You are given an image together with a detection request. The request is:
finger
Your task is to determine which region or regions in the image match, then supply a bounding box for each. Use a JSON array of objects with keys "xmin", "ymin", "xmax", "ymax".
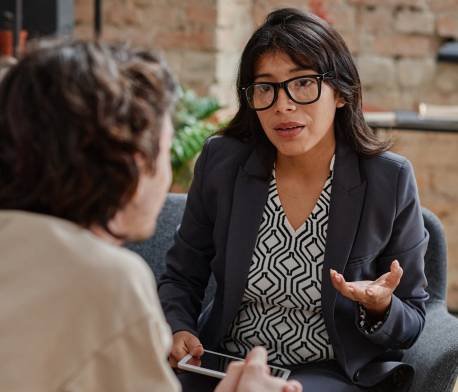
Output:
[
  {"xmin": 245, "ymin": 346, "xmax": 268, "ymax": 369},
  {"xmin": 185, "ymin": 335, "xmax": 204, "ymax": 357},
  {"xmin": 330, "ymin": 269, "xmax": 346, "ymax": 292},
  {"xmin": 375, "ymin": 261, "xmax": 401, "ymax": 289},
  {"xmin": 373, "ymin": 270, "xmax": 391, "ymax": 286},
  {"xmin": 385, "ymin": 260, "xmax": 403, "ymax": 289},
  {"xmin": 186, "ymin": 356, "xmax": 202, "ymax": 366},
  {"xmin": 244, "ymin": 347, "xmax": 270, "ymax": 375},
  {"xmin": 170, "ymin": 344, "xmax": 188, "ymax": 364},
  {"xmin": 214, "ymin": 361, "xmax": 244, "ymax": 392},
  {"xmin": 189, "ymin": 344, "xmax": 204, "ymax": 357},
  {"xmin": 283, "ymin": 380, "xmax": 303, "ymax": 392},
  {"xmin": 331, "ymin": 270, "xmax": 358, "ymax": 301},
  {"xmin": 168, "ymin": 355, "xmax": 178, "ymax": 368},
  {"xmin": 245, "ymin": 346, "xmax": 268, "ymax": 363}
]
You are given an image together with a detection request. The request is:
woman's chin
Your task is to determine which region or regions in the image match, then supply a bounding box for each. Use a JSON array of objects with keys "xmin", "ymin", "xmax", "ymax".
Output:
[{"xmin": 275, "ymin": 143, "xmax": 312, "ymax": 157}]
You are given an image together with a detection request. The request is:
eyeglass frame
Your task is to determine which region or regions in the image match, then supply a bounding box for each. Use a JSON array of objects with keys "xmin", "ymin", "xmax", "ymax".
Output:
[{"xmin": 242, "ymin": 71, "xmax": 336, "ymax": 111}]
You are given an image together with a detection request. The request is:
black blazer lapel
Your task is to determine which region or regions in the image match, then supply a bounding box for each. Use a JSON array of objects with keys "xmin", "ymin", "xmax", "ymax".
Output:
[
  {"xmin": 221, "ymin": 145, "xmax": 274, "ymax": 334},
  {"xmin": 321, "ymin": 141, "xmax": 367, "ymax": 362}
]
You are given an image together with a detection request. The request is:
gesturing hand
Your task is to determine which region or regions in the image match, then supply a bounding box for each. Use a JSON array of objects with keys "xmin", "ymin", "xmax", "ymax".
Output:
[{"xmin": 330, "ymin": 259, "xmax": 403, "ymax": 318}]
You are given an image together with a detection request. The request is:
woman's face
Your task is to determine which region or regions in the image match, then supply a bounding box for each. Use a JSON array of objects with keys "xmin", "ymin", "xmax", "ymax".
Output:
[{"xmin": 253, "ymin": 51, "xmax": 343, "ymax": 157}]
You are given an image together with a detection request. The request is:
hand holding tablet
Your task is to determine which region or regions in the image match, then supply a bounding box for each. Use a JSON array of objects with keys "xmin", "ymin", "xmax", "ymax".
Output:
[
  {"xmin": 169, "ymin": 330, "xmax": 204, "ymax": 368},
  {"xmin": 171, "ymin": 331, "xmax": 301, "ymax": 392},
  {"xmin": 178, "ymin": 349, "xmax": 291, "ymax": 380}
]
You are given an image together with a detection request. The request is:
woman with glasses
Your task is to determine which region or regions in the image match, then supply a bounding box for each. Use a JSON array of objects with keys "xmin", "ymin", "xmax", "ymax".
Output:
[{"xmin": 159, "ymin": 8, "xmax": 428, "ymax": 392}]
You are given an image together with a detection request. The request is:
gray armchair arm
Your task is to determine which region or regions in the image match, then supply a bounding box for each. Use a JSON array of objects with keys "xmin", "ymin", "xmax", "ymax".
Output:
[{"xmin": 403, "ymin": 301, "xmax": 458, "ymax": 392}]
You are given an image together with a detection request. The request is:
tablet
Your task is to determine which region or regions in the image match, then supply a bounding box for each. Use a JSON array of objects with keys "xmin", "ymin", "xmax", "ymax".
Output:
[{"xmin": 177, "ymin": 349, "xmax": 291, "ymax": 380}]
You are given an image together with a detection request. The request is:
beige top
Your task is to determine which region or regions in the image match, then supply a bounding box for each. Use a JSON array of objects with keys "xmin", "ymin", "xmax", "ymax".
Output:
[{"xmin": 0, "ymin": 211, "xmax": 180, "ymax": 392}]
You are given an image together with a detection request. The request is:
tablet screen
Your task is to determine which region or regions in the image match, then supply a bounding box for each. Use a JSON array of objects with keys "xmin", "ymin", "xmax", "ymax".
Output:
[{"xmin": 183, "ymin": 350, "xmax": 290, "ymax": 379}]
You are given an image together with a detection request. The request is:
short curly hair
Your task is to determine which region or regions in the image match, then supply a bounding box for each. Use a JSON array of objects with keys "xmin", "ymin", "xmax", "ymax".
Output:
[{"xmin": 0, "ymin": 40, "xmax": 177, "ymax": 230}]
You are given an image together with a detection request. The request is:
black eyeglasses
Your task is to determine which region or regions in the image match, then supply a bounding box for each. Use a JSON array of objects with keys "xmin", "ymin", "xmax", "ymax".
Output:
[{"xmin": 243, "ymin": 71, "xmax": 336, "ymax": 111}]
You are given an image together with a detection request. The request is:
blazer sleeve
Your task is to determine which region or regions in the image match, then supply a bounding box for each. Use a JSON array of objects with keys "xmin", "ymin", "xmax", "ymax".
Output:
[
  {"xmin": 357, "ymin": 159, "xmax": 429, "ymax": 349},
  {"xmin": 158, "ymin": 140, "xmax": 215, "ymax": 336}
]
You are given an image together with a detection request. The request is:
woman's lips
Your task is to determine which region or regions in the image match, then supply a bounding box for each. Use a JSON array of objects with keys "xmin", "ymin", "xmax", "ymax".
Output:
[{"xmin": 273, "ymin": 122, "xmax": 305, "ymax": 138}]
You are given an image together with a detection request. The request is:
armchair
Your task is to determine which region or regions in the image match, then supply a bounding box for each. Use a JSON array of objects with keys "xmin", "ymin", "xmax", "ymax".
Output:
[{"xmin": 127, "ymin": 193, "xmax": 458, "ymax": 392}]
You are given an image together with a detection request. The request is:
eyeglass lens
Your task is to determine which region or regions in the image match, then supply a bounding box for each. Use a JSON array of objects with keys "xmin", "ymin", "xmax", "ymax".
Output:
[{"xmin": 246, "ymin": 77, "xmax": 320, "ymax": 110}]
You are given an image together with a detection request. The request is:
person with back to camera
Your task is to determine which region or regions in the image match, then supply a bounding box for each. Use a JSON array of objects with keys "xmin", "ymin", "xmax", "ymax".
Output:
[
  {"xmin": 0, "ymin": 40, "xmax": 302, "ymax": 392},
  {"xmin": 159, "ymin": 8, "xmax": 429, "ymax": 392}
]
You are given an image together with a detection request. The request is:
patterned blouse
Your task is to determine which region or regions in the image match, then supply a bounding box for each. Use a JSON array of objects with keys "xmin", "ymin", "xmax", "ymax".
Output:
[{"xmin": 221, "ymin": 157, "xmax": 335, "ymax": 366}]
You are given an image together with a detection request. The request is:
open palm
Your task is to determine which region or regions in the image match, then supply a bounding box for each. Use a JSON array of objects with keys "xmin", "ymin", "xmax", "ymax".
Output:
[{"xmin": 330, "ymin": 260, "xmax": 403, "ymax": 317}]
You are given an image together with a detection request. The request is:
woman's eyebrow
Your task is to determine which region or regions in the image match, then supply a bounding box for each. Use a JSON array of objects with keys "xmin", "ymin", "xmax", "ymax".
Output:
[
  {"xmin": 254, "ymin": 68, "xmax": 314, "ymax": 80},
  {"xmin": 254, "ymin": 72, "xmax": 273, "ymax": 79},
  {"xmin": 290, "ymin": 66, "xmax": 314, "ymax": 73}
]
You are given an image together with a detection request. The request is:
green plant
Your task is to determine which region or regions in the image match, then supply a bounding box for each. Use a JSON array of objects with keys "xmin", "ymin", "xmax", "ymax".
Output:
[{"xmin": 171, "ymin": 87, "xmax": 222, "ymax": 190}]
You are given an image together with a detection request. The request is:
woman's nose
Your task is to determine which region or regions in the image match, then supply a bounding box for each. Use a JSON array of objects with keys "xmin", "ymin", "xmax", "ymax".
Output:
[{"xmin": 274, "ymin": 87, "xmax": 296, "ymax": 112}]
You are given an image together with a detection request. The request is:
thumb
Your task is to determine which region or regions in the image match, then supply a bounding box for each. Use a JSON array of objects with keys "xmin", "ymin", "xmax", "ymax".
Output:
[
  {"xmin": 214, "ymin": 361, "xmax": 244, "ymax": 392},
  {"xmin": 185, "ymin": 334, "xmax": 204, "ymax": 357},
  {"xmin": 386, "ymin": 259, "xmax": 403, "ymax": 289},
  {"xmin": 245, "ymin": 346, "xmax": 268, "ymax": 365}
]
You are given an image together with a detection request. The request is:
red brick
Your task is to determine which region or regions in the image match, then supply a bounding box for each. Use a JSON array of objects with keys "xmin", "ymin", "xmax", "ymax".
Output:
[
  {"xmin": 358, "ymin": 56, "xmax": 397, "ymax": 87},
  {"xmin": 395, "ymin": 9, "xmax": 435, "ymax": 34},
  {"xmin": 373, "ymin": 34, "xmax": 438, "ymax": 57},
  {"xmin": 104, "ymin": 5, "xmax": 125, "ymax": 27},
  {"xmin": 362, "ymin": 87, "xmax": 402, "ymax": 111},
  {"xmin": 337, "ymin": 31, "xmax": 361, "ymax": 54},
  {"xmin": 328, "ymin": 4, "xmax": 356, "ymax": 32},
  {"xmin": 347, "ymin": 0, "xmax": 380, "ymax": 5},
  {"xmin": 186, "ymin": 4, "xmax": 217, "ymax": 25},
  {"xmin": 349, "ymin": 0, "xmax": 427, "ymax": 5},
  {"xmin": 154, "ymin": 30, "xmax": 215, "ymax": 51},
  {"xmin": 426, "ymin": 0, "xmax": 458, "ymax": 13},
  {"xmin": 74, "ymin": 0, "xmax": 93, "ymax": 24},
  {"xmin": 397, "ymin": 58, "xmax": 435, "ymax": 87},
  {"xmin": 252, "ymin": 0, "xmax": 308, "ymax": 26},
  {"xmin": 437, "ymin": 13, "xmax": 458, "ymax": 38},
  {"xmin": 74, "ymin": 24, "xmax": 93, "ymax": 40},
  {"xmin": 358, "ymin": 6, "xmax": 394, "ymax": 34}
]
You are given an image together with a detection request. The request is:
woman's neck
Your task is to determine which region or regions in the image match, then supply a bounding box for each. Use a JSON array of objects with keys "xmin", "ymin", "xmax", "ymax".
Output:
[{"xmin": 276, "ymin": 132, "xmax": 336, "ymax": 180}]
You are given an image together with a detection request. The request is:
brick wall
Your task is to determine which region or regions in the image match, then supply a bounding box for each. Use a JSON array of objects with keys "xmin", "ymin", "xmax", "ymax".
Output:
[
  {"xmin": 384, "ymin": 130, "xmax": 458, "ymax": 309},
  {"xmin": 74, "ymin": 0, "xmax": 458, "ymax": 310},
  {"xmin": 76, "ymin": 0, "xmax": 218, "ymax": 95}
]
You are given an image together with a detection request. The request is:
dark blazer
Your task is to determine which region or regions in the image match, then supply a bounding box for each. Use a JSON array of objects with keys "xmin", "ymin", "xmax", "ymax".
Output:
[{"xmin": 158, "ymin": 135, "xmax": 429, "ymax": 388}]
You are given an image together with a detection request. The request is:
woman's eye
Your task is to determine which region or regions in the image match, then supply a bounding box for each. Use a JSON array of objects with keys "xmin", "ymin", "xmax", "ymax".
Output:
[
  {"xmin": 296, "ymin": 78, "xmax": 313, "ymax": 87},
  {"xmin": 257, "ymin": 85, "xmax": 272, "ymax": 93}
]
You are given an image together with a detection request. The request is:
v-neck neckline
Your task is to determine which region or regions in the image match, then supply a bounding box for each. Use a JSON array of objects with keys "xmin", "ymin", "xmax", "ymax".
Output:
[{"xmin": 272, "ymin": 155, "xmax": 334, "ymax": 236}]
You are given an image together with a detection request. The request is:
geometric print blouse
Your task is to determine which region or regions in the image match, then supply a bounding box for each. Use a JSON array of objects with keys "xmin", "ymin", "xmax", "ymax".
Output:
[{"xmin": 221, "ymin": 156, "xmax": 335, "ymax": 366}]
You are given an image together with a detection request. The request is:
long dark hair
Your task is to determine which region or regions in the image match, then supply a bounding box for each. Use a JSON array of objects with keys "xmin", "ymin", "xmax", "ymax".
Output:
[
  {"xmin": 0, "ymin": 41, "xmax": 177, "ymax": 230},
  {"xmin": 221, "ymin": 8, "xmax": 390, "ymax": 156}
]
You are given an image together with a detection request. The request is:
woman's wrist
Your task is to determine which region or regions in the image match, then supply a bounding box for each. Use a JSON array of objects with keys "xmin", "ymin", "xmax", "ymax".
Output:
[{"xmin": 362, "ymin": 296, "xmax": 392, "ymax": 321}]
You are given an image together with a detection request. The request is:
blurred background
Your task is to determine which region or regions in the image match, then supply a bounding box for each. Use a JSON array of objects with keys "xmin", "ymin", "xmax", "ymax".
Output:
[{"xmin": 1, "ymin": 0, "xmax": 457, "ymax": 312}]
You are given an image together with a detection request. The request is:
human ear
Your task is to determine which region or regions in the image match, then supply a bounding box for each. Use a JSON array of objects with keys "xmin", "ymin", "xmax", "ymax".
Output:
[{"xmin": 336, "ymin": 95, "xmax": 346, "ymax": 108}]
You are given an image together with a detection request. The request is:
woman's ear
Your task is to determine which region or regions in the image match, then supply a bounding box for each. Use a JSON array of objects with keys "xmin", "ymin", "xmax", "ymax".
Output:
[{"xmin": 336, "ymin": 96, "xmax": 346, "ymax": 108}]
